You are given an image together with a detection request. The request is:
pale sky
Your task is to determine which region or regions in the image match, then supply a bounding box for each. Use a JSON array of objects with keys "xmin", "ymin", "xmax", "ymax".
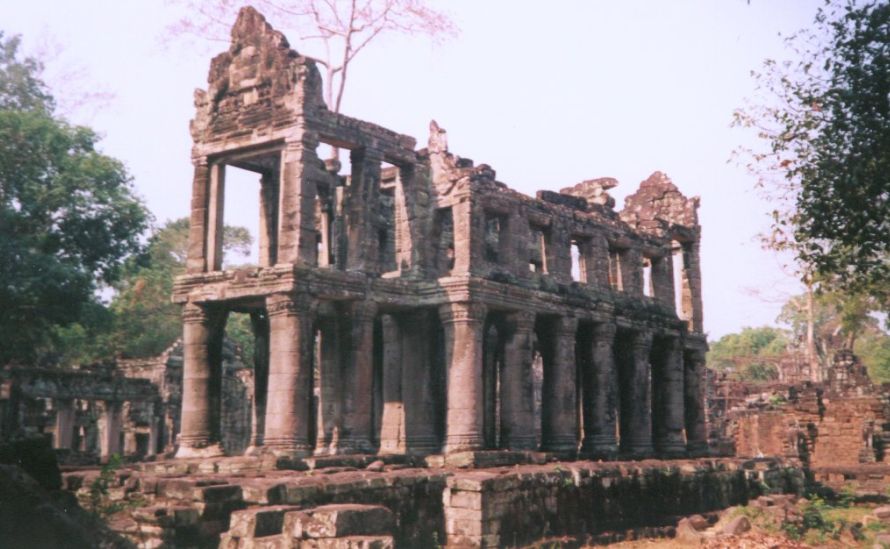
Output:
[{"xmin": 1, "ymin": 0, "xmax": 822, "ymax": 340}]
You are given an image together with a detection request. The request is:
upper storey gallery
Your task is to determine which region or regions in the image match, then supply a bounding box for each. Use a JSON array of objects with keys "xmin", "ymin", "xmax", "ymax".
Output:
[{"xmin": 182, "ymin": 7, "xmax": 704, "ymax": 333}]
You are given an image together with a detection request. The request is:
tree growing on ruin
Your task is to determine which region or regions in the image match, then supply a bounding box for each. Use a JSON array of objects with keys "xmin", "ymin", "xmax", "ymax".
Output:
[
  {"xmin": 167, "ymin": 0, "xmax": 457, "ymax": 114},
  {"xmin": 0, "ymin": 33, "xmax": 149, "ymax": 366},
  {"xmin": 733, "ymin": 1, "xmax": 889, "ymax": 309},
  {"xmin": 107, "ymin": 218, "xmax": 253, "ymax": 359}
]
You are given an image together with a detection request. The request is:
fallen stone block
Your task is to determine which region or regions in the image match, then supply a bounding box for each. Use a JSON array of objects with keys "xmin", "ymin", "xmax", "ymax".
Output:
[
  {"xmin": 286, "ymin": 505, "xmax": 394, "ymax": 539},
  {"xmin": 721, "ymin": 515, "xmax": 751, "ymax": 535},
  {"xmin": 229, "ymin": 505, "xmax": 302, "ymax": 538}
]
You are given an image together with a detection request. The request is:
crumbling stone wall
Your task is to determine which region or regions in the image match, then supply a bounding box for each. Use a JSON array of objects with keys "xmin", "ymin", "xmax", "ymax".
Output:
[
  {"xmin": 172, "ymin": 6, "xmax": 710, "ymax": 461},
  {"xmin": 710, "ymin": 352, "xmax": 890, "ymax": 468}
]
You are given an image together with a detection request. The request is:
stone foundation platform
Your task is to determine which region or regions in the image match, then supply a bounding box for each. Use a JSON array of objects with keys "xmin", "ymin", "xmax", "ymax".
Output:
[{"xmin": 62, "ymin": 456, "xmax": 804, "ymax": 548}]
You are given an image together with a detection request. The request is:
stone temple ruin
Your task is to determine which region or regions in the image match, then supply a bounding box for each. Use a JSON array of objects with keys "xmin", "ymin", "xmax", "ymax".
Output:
[
  {"xmin": 5, "ymin": 9, "xmax": 827, "ymax": 549},
  {"xmin": 172, "ymin": 6, "xmax": 709, "ymax": 462}
]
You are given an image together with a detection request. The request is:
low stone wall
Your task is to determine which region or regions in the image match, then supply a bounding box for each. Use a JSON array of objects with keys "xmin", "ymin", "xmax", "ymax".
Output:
[
  {"xmin": 62, "ymin": 456, "xmax": 803, "ymax": 548},
  {"xmin": 442, "ymin": 458, "xmax": 804, "ymax": 547}
]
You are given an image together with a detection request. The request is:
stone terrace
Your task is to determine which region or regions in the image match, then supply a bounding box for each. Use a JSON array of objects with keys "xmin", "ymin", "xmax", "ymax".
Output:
[{"xmin": 63, "ymin": 455, "xmax": 803, "ymax": 548}]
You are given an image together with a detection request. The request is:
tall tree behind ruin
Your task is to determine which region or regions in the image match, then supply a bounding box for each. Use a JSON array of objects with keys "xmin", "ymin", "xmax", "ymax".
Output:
[
  {"xmin": 0, "ymin": 33, "xmax": 149, "ymax": 366},
  {"xmin": 166, "ymin": 0, "xmax": 457, "ymax": 114},
  {"xmin": 732, "ymin": 1, "xmax": 890, "ymax": 379}
]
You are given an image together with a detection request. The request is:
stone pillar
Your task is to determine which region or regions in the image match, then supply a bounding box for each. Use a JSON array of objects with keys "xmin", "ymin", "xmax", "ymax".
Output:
[
  {"xmin": 54, "ymin": 399, "xmax": 75, "ymax": 450},
  {"xmin": 378, "ymin": 315, "xmax": 405, "ymax": 454},
  {"xmin": 620, "ymin": 248, "xmax": 643, "ymax": 297},
  {"xmin": 147, "ymin": 402, "xmax": 159, "ymax": 457},
  {"xmin": 264, "ymin": 294, "xmax": 314, "ymax": 456},
  {"xmin": 402, "ymin": 310, "xmax": 440, "ymax": 454},
  {"xmin": 278, "ymin": 136, "xmax": 321, "ymax": 265},
  {"xmin": 450, "ymin": 193, "xmax": 474, "ymax": 275},
  {"xmin": 345, "ymin": 148, "xmax": 382, "ymax": 272},
  {"xmin": 501, "ymin": 312, "xmax": 537, "ymax": 450},
  {"xmin": 177, "ymin": 303, "xmax": 224, "ymax": 458},
  {"xmin": 247, "ymin": 311, "xmax": 270, "ymax": 453},
  {"xmin": 342, "ymin": 301, "xmax": 377, "ymax": 453},
  {"xmin": 684, "ymin": 348, "xmax": 708, "ymax": 454},
  {"xmin": 440, "ymin": 302, "xmax": 486, "ymax": 453},
  {"xmin": 315, "ymin": 315, "xmax": 343, "ymax": 455},
  {"xmin": 623, "ymin": 330, "xmax": 654, "ymax": 456},
  {"xmin": 258, "ymin": 169, "xmax": 279, "ymax": 267},
  {"xmin": 581, "ymin": 323, "xmax": 618, "ymax": 457},
  {"xmin": 98, "ymin": 401, "xmax": 122, "ymax": 462},
  {"xmin": 186, "ymin": 159, "xmax": 210, "ymax": 273},
  {"xmin": 654, "ymin": 337, "xmax": 686, "ymax": 456},
  {"xmin": 543, "ymin": 316, "xmax": 578, "ymax": 454}
]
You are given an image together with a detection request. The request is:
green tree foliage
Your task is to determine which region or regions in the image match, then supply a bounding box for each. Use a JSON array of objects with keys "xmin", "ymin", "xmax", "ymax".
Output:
[
  {"xmin": 779, "ymin": 289, "xmax": 890, "ymax": 382},
  {"xmin": 107, "ymin": 218, "xmax": 253, "ymax": 359},
  {"xmin": 708, "ymin": 326, "xmax": 789, "ymax": 381},
  {"xmin": 734, "ymin": 1, "xmax": 889, "ymax": 309},
  {"xmin": 0, "ymin": 33, "xmax": 149, "ymax": 365}
]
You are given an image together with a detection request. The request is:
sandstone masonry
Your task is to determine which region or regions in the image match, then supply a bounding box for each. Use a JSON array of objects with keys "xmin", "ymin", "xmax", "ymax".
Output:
[{"xmin": 171, "ymin": 7, "xmax": 709, "ymax": 461}]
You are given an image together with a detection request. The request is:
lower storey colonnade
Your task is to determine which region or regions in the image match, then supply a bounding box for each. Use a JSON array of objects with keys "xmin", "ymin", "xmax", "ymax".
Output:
[{"xmin": 175, "ymin": 295, "xmax": 707, "ymax": 459}]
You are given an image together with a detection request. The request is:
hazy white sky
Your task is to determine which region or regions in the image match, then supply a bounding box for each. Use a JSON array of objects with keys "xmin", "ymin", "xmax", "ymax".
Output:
[{"xmin": 1, "ymin": 0, "xmax": 822, "ymax": 339}]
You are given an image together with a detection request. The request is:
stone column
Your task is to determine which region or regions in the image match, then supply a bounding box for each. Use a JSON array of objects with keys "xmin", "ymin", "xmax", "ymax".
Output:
[
  {"xmin": 278, "ymin": 135, "xmax": 321, "ymax": 265},
  {"xmin": 655, "ymin": 337, "xmax": 686, "ymax": 456},
  {"xmin": 342, "ymin": 301, "xmax": 377, "ymax": 453},
  {"xmin": 378, "ymin": 314, "xmax": 405, "ymax": 454},
  {"xmin": 186, "ymin": 159, "xmax": 210, "ymax": 273},
  {"xmin": 345, "ymin": 148, "xmax": 382, "ymax": 272},
  {"xmin": 147, "ymin": 402, "xmax": 159, "ymax": 458},
  {"xmin": 402, "ymin": 310, "xmax": 440, "ymax": 454},
  {"xmin": 54, "ymin": 399, "xmax": 75, "ymax": 449},
  {"xmin": 684, "ymin": 348, "xmax": 708, "ymax": 454},
  {"xmin": 623, "ymin": 330, "xmax": 654, "ymax": 456},
  {"xmin": 264, "ymin": 294, "xmax": 314, "ymax": 456},
  {"xmin": 98, "ymin": 401, "xmax": 122, "ymax": 462},
  {"xmin": 581, "ymin": 323, "xmax": 618, "ymax": 457},
  {"xmin": 440, "ymin": 302, "xmax": 486, "ymax": 453},
  {"xmin": 177, "ymin": 302, "xmax": 224, "ymax": 458},
  {"xmin": 247, "ymin": 311, "xmax": 270, "ymax": 453},
  {"xmin": 501, "ymin": 312, "xmax": 537, "ymax": 450},
  {"xmin": 315, "ymin": 315, "xmax": 343, "ymax": 455},
  {"xmin": 543, "ymin": 316, "xmax": 578, "ymax": 454}
]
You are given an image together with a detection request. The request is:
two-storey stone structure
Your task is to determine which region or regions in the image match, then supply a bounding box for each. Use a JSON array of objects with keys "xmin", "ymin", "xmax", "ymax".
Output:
[{"xmin": 172, "ymin": 7, "xmax": 708, "ymax": 460}]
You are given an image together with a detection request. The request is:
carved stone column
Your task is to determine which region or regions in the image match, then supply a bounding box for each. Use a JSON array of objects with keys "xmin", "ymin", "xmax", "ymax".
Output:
[
  {"xmin": 501, "ymin": 311, "xmax": 537, "ymax": 450},
  {"xmin": 54, "ymin": 399, "xmax": 75, "ymax": 450},
  {"xmin": 246, "ymin": 311, "xmax": 270, "ymax": 454},
  {"xmin": 378, "ymin": 314, "xmax": 405, "ymax": 454},
  {"xmin": 342, "ymin": 301, "xmax": 378, "ymax": 453},
  {"xmin": 98, "ymin": 401, "xmax": 122, "ymax": 462},
  {"xmin": 177, "ymin": 302, "xmax": 224, "ymax": 458},
  {"xmin": 346, "ymin": 148, "xmax": 382, "ymax": 272},
  {"xmin": 278, "ymin": 135, "xmax": 321, "ymax": 265},
  {"xmin": 440, "ymin": 302, "xmax": 486, "ymax": 453},
  {"xmin": 402, "ymin": 310, "xmax": 440, "ymax": 454},
  {"xmin": 543, "ymin": 316, "xmax": 579, "ymax": 454},
  {"xmin": 581, "ymin": 323, "xmax": 618, "ymax": 457},
  {"xmin": 655, "ymin": 336, "xmax": 686, "ymax": 456},
  {"xmin": 623, "ymin": 330, "xmax": 654, "ymax": 457},
  {"xmin": 685, "ymin": 348, "xmax": 708, "ymax": 454},
  {"xmin": 264, "ymin": 294, "xmax": 314, "ymax": 456}
]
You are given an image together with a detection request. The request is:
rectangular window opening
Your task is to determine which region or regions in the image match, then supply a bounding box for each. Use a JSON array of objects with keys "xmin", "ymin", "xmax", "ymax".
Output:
[
  {"xmin": 608, "ymin": 246, "xmax": 623, "ymax": 291},
  {"xmin": 529, "ymin": 225, "xmax": 547, "ymax": 273},
  {"xmin": 571, "ymin": 238, "xmax": 587, "ymax": 283},
  {"xmin": 642, "ymin": 257, "xmax": 654, "ymax": 297},
  {"xmin": 221, "ymin": 164, "xmax": 261, "ymax": 269}
]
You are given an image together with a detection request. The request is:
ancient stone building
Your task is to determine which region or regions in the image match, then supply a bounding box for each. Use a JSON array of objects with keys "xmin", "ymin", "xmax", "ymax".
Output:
[
  {"xmin": 0, "ymin": 364, "xmax": 159, "ymax": 462},
  {"xmin": 0, "ymin": 339, "xmax": 253, "ymax": 463},
  {"xmin": 710, "ymin": 351, "xmax": 890, "ymax": 468},
  {"xmin": 172, "ymin": 7, "xmax": 709, "ymax": 460}
]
